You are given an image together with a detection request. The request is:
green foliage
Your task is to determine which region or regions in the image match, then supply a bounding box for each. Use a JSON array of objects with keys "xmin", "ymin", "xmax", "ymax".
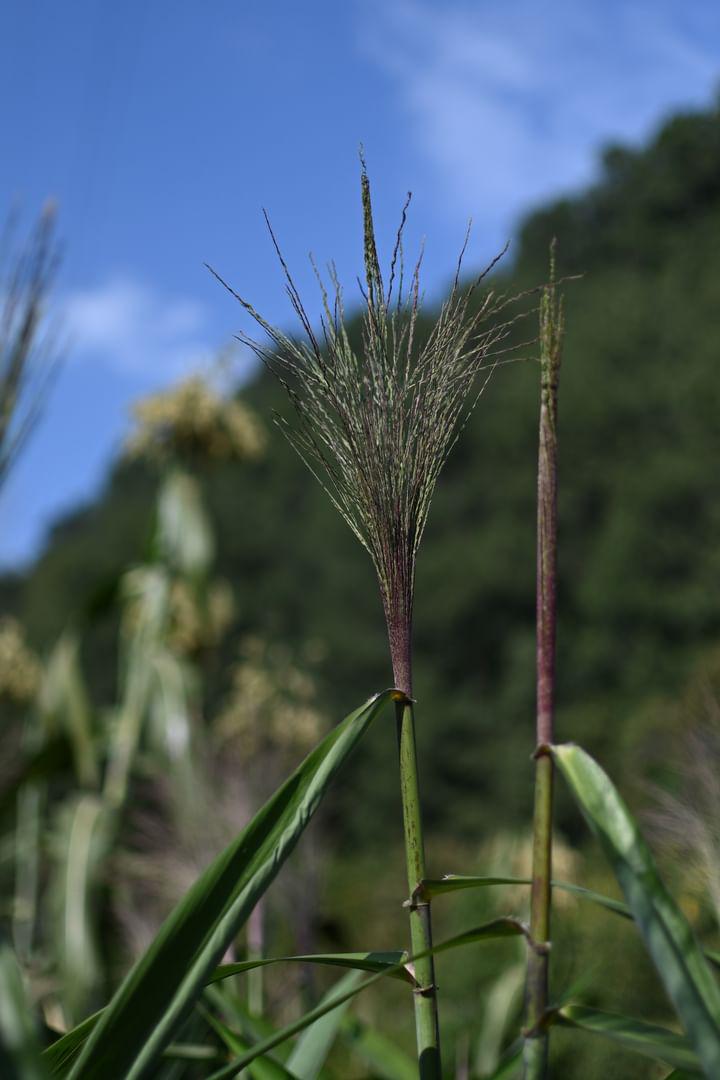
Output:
[
  {"xmin": 341, "ymin": 1017, "xmax": 417, "ymax": 1079},
  {"xmin": 0, "ymin": 940, "xmax": 45, "ymax": 1079},
  {"xmin": 203, "ymin": 919, "xmax": 528, "ymax": 1078},
  {"xmin": 211, "ymin": 952, "xmax": 412, "ymax": 986},
  {"xmin": 554, "ymin": 742, "xmax": 720, "ymax": 1076},
  {"xmin": 66, "ymin": 690, "xmax": 394, "ymax": 1079},
  {"xmin": 419, "ymin": 873, "xmax": 632, "ymax": 921},
  {"xmin": 555, "ymin": 1006, "xmax": 701, "ymax": 1074},
  {"xmin": 285, "ymin": 970, "xmax": 363, "ymax": 1079}
]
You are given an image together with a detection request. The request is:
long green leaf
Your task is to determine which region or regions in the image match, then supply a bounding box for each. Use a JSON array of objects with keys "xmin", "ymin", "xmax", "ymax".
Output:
[
  {"xmin": 423, "ymin": 876, "xmax": 720, "ymax": 973},
  {"xmin": 163, "ymin": 1042, "xmax": 224, "ymax": 1062},
  {"xmin": 202, "ymin": 1006, "xmax": 296, "ymax": 1079},
  {"xmin": 419, "ymin": 874, "xmax": 632, "ymax": 920},
  {"xmin": 43, "ymin": 1013, "xmax": 100, "ymax": 1077},
  {"xmin": 206, "ymin": 918, "xmax": 528, "ymax": 1078},
  {"xmin": 69, "ymin": 689, "xmax": 395, "ymax": 1080},
  {"xmin": 157, "ymin": 469, "xmax": 214, "ymax": 578},
  {"xmin": 51, "ymin": 923, "xmax": 523, "ymax": 1078},
  {"xmin": 474, "ymin": 960, "xmax": 525, "ymax": 1076},
  {"xmin": 555, "ymin": 1005, "xmax": 702, "ymax": 1073},
  {"xmin": 553, "ymin": 742, "xmax": 720, "ymax": 1077},
  {"xmin": 342, "ymin": 1017, "xmax": 416, "ymax": 1080},
  {"xmin": 286, "ymin": 970, "xmax": 362, "ymax": 1078},
  {"xmin": 0, "ymin": 736, "xmax": 71, "ymax": 818},
  {"xmin": 44, "ymin": 949, "xmax": 410, "ymax": 1075},
  {"xmin": 12, "ymin": 782, "xmax": 43, "ymax": 966},
  {"xmin": 103, "ymin": 565, "xmax": 171, "ymax": 810},
  {"xmin": 211, "ymin": 951, "xmax": 412, "ymax": 986},
  {"xmin": 0, "ymin": 940, "xmax": 47, "ymax": 1080},
  {"xmin": 203, "ymin": 986, "xmax": 293, "ymax": 1063},
  {"xmin": 52, "ymin": 795, "xmax": 110, "ymax": 1024},
  {"xmin": 479, "ymin": 1039, "xmax": 522, "ymax": 1080},
  {"xmin": 41, "ymin": 634, "xmax": 97, "ymax": 789}
]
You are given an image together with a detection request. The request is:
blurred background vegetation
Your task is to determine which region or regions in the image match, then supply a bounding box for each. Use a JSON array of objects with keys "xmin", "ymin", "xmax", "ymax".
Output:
[{"xmin": 2, "ymin": 100, "xmax": 720, "ymax": 1077}]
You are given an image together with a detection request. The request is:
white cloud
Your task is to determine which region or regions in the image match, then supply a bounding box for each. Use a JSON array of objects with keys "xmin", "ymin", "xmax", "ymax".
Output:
[
  {"xmin": 360, "ymin": 0, "xmax": 720, "ymax": 232},
  {"xmin": 62, "ymin": 277, "xmax": 217, "ymax": 380}
]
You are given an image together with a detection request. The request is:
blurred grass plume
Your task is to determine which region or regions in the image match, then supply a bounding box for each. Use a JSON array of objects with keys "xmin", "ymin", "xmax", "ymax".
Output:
[
  {"xmin": 0, "ymin": 616, "xmax": 40, "ymax": 703},
  {"xmin": 125, "ymin": 373, "xmax": 266, "ymax": 465}
]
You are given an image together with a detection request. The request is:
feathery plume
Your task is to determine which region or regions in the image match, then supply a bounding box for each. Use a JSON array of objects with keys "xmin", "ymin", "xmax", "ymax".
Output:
[{"xmin": 210, "ymin": 160, "xmax": 527, "ymax": 694}]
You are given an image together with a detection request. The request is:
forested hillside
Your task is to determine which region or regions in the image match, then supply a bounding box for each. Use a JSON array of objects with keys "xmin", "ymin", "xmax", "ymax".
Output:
[{"xmin": 7, "ymin": 99, "xmax": 720, "ymax": 850}]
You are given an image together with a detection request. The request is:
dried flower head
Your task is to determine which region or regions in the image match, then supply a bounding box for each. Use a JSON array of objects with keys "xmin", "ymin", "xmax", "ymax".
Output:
[
  {"xmin": 166, "ymin": 578, "xmax": 235, "ymax": 657},
  {"xmin": 125, "ymin": 374, "xmax": 265, "ymax": 465},
  {"xmin": 215, "ymin": 636, "xmax": 325, "ymax": 760},
  {"xmin": 211, "ymin": 160, "xmax": 527, "ymax": 693},
  {"xmin": 0, "ymin": 616, "xmax": 41, "ymax": 703}
]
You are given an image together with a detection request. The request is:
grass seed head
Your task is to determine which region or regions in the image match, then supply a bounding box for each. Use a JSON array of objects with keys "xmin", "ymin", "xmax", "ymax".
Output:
[
  {"xmin": 125, "ymin": 374, "xmax": 266, "ymax": 466},
  {"xmin": 212, "ymin": 161, "xmax": 527, "ymax": 693},
  {"xmin": 0, "ymin": 616, "xmax": 41, "ymax": 704}
]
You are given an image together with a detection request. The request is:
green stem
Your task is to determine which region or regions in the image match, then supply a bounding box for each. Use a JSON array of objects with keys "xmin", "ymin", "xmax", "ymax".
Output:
[
  {"xmin": 396, "ymin": 698, "xmax": 441, "ymax": 1079},
  {"xmin": 524, "ymin": 753, "xmax": 554, "ymax": 1076},
  {"xmin": 523, "ymin": 243, "xmax": 563, "ymax": 1078}
]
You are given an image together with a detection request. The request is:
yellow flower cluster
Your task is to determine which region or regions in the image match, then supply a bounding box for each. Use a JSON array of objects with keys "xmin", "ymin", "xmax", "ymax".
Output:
[
  {"xmin": 167, "ymin": 579, "xmax": 235, "ymax": 656},
  {"xmin": 0, "ymin": 617, "xmax": 41, "ymax": 704},
  {"xmin": 125, "ymin": 376, "xmax": 266, "ymax": 464},
  {"xmin": 215, "ymin": 636, "xmax": 325, "ymax": 759}
]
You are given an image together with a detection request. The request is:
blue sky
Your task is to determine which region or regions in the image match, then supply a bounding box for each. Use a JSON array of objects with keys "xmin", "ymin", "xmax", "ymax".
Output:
[{"xmin": 1, "ymin": 0, "xmax": 719, "ymax": 568}]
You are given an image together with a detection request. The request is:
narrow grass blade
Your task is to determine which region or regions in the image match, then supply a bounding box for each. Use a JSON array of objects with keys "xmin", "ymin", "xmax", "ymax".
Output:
[
  {"xmin": 68, "ymin": 689, "xmax": 395, "ymax": 1080},
  {"xmin": 43, "ymin": 1013, "xmax": 100, "ymax": 1077},
  {"xmin": 203, "ymin": 1008, "xmax": 296, "ymax": 1079},
  {"xmin": 41, "ymin": 634, "xmax": 98, "ymax": 789},
  {"xmin": 342, "ymin": 1017, "xmax": 416, "ymax": 1080},
  {"xmin": 420, "ymin": 875, "xmax": 631, "ymax": 920},
  {"xmin": 44, "ymin": 950, "xmax": 409, "ymax": 1075},
  {"xmin": 203, "ymin": 987, "xmax": 291, "ymax": 1061},
  {"xmin": 162, "ymin": 1042, "xmax": 224, "ymax": 1062},
  {"xmin": 423, "ymin": 876, "xmax": 720, "ymax": 974},
  {"xmin": 48, "ymin": 924, "xmax": 520, "ymax": 1075},
  {"xmin": 475, "ymin": 960, "xmax": 525, "ymax": 1077},
  {"xmin": 0, "ymin": 736, "xmax": 71, "ymax": 818},
  {"xmin": 553, "ymin": 742, "xmax": 720, "ymax": 1077},
  {"xmin": 480, "ymin": 1039, "xmax": 522, "ymax": 1080},
  {"xmin": 103, "ymin": 565, "xmax": 171, "ymax": 810},
  {"xmin": 52, "ymin": 795, "xmax": 110, "ymax": 1024},
  {"xmin": 156, "ymin": 469, "xmax": 213, "ymax": 577},
  {"xmin": 0, "ymin": 940, "xmax": 47, "ymax": 1080},
  {"xmin": 211, "ymin": 951, "xmax": 412, "ymax": 986},
  {"xmin": 206, "ymin": 919, "xmax": 527, "ymax": 1078},
  {"xmin": 286, "ymin": 970, "xmax": 362, "ymax": 1078},
  {"xmin": 12, "ymin": 782, "xmax": 43, "ymax": 964},
  {"xmin": 555, "ymin": 1005, "xmax": 702, "ymax": 1073}
]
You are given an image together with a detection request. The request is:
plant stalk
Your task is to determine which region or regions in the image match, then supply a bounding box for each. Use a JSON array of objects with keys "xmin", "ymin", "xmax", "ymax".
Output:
[
  {"xmin": 390, "ymin": 613, "xmax": 442, "ymax": 1079},
  {"xmin": 396, "ymin": 698, "xmax": 441, "ymax": 1078},
  {"xmin": 523, "ymin": 244, "xmax": 563, "ymax": 1078}
]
